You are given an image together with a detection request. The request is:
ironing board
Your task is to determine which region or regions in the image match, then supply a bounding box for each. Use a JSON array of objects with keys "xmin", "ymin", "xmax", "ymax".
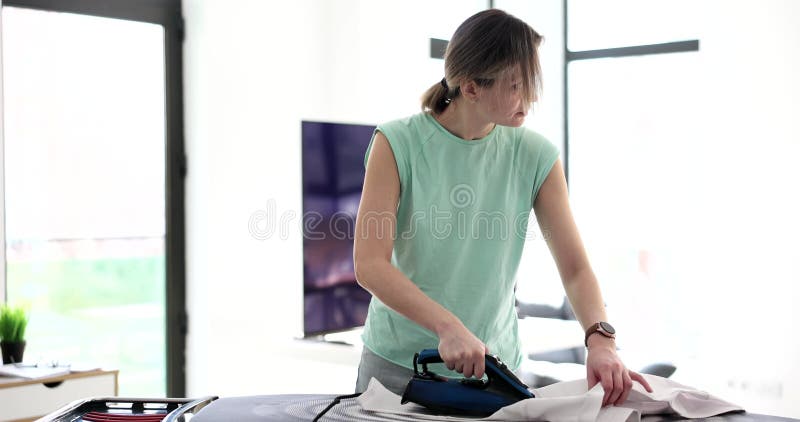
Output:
[{"xmin": 190, "ymin": 394, "xmax": 799, "ymax": 422}]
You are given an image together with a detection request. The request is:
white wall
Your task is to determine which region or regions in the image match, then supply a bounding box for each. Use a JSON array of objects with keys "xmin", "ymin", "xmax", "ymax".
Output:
[
  {"xmin": 183, "ymin": 0, "xmax": 566, "ymax": 397},
  {"xmin": 182, "ymin": 0, "xmax": 799, "ymax": 417}
]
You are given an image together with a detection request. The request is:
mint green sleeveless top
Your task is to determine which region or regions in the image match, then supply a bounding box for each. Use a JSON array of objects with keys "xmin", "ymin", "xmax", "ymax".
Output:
[{"xmin": 361, "ymin": 111, "xmax": 560, "ymax": 377}]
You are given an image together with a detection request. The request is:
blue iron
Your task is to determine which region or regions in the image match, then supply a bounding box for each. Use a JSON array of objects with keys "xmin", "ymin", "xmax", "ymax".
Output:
[{"xmin": 400, "ymin": 349, "xmax": 535, "ymax": 417}]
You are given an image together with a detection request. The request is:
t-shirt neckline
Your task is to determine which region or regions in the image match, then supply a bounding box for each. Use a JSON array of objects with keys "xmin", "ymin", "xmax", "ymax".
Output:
[{"xmin": 424, "ymin": 112, "xmax": 498, "ymax": 146}]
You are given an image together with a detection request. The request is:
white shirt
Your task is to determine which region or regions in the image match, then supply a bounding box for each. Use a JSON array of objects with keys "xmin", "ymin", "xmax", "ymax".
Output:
[{"xmin": 356, "ymin": 374, "xmax": 744, "ymax": 422}]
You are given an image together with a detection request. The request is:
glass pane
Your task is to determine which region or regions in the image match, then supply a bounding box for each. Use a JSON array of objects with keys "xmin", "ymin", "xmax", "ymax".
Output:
[
  {"xmin": 569, "ymin": 48, "xmax": 799, "ymax": 405},
  {"xmin": 568, "ymin": 52, "xmax": 800, "ymax": 418},
  {"xmin": 568, "ymin": 52, "xmax": 705, "ymax": 366},
  {"xmin": 2, "ymin": 7, "xmax": 166, "ymax": 396},
  {"xmin": 568, "ymin": 0, "xmax": 700, "ymax": 51}
]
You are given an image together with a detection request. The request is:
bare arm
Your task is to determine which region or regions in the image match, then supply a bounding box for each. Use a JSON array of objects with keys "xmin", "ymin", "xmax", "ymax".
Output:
[{"xmin": 353, "ymin": 131, "xmax": 488, "ymax": 378}]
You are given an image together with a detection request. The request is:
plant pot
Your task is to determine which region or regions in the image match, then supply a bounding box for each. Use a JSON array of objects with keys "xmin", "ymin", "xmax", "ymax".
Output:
[{"xmin": 1, "ymin": 340, "xmax": 26, "ymax": 364}]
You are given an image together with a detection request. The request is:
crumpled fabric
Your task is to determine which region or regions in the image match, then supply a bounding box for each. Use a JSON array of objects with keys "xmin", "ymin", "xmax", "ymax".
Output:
[{"xmin": 356, "ymin": 374, "xmax": 744, "ymax": 422}]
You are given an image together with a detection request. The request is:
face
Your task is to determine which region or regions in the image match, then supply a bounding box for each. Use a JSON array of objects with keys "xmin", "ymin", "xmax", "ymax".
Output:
[{"xmin": 475, "ymin": 66, "xmax": 533, "ymax": 127}]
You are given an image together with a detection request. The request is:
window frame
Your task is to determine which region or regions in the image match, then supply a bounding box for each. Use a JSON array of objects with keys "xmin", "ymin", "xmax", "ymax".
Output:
[{"xmin": 562, "ymin": 0, "xmax": 700, "ymax": 184}]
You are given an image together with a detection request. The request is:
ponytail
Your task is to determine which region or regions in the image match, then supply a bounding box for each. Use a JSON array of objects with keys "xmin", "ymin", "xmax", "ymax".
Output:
[
  {"xmin": 421, "ymin": 9, "xmax": 544, "ymax": 116},
  {"xmin": 421, "ymin": 78, "xmax": 460, "ymax": 114}
]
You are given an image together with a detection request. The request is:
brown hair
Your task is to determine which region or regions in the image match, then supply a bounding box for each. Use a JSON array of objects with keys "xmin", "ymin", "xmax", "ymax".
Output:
[{"xmin": 421, "ymin": 9, "xmax": 544, "ymax": 114}]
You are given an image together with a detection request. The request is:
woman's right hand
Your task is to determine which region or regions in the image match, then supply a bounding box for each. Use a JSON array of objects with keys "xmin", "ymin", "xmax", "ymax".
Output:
[{"xmin": 437, "ymin": 322, "xmax": 490, "ymax": 379}]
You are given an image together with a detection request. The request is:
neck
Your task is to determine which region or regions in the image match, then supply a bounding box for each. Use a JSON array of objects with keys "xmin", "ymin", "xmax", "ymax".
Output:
[{"xmin": 434, "ymin": 100, "xmax": 495, "ymax": 141}]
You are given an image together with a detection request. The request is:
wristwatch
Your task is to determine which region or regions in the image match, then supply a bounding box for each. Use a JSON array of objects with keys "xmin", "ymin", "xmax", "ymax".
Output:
[{"xmin": 584, "ymin": 321, "xmax": 616, "ymax": 347}]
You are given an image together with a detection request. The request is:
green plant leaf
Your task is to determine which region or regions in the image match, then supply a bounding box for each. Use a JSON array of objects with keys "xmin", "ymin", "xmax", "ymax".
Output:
[{"xmin": 0, "ymin": 304, "xmax": 29, "ymax": 342}]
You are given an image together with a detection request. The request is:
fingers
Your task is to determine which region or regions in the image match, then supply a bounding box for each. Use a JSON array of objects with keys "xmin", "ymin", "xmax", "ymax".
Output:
[
  {"xmin": 474, "ymin": 354, "xmax": 486, "ymax": 379},
  {"xmin": 599, "ymin": 368, "xmax": 644, "ymax": 407},
  {"xmin": 587, "ymin": 368, "xmax": 599, "ymax": 390},
  {"xmin": 442, "ymin": 349, "xmax": 487, "ymax": 379},
  {"xmin": 615, "ymin": 370, "xmax": 634, "ymax": 406},
  {"xmin": 630, "ymin": 371, "xmax": 653, "ymax": 393},
  {"xmin": 600, "ymin": 371, "xmax": 614, "ymax": 406},
  {"xmin": 586, "ymin": 348, "xmax": 650, "ymax": 407},
  {"xmin": 462, "ymin": 363, "xmax": 473, "ymax": 378},
  {"xmin": 607, "ymin": 368, "xmax": 623, "ymax": 406},
  {"xmin": 461, "ymin": 351, "xmax": 486, "ymax": 379},
  {"xmin": 438, "ymin": 325, "xmax": 488, "ymax": 379},
  {"xmin": 473, "ymin": 344, "xmax": 489, "ymax": 378}
]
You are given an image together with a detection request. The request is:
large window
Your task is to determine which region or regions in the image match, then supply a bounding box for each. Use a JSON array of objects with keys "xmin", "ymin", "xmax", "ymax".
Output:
[
  {"xmin": 1, "ymin": 0, "xmax": 185, "ymax": 397},
  {"xmin": 566, "ymin": 0, "xmax": 799, "ymax": 416},
  {"xmin": 568, "ymin": 51, "xmax": 703, "ymax": 365},
  {"xmin": 565, "ymin": 0, "xmax": 709, "ymax": 382},
  {"xmin": 567, "ymin": 0, "xmax": 700, "ymax": 51}
]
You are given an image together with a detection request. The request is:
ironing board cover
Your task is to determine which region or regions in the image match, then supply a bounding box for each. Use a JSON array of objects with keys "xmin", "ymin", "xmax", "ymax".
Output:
[{"xmin": 189, "ymin": 376, "xmax": 796, "ymax": 422}]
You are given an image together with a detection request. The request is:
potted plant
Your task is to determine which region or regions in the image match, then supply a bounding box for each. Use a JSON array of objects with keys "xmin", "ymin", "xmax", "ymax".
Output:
[{"xmin": 0, "ymin": 304, "xmax": 29, "ymax": 364}]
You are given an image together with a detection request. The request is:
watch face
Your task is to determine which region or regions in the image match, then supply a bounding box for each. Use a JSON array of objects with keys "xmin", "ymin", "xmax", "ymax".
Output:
[{"xmin": 599, "ymin": 322, "xmax": 616, "ymax": 334}]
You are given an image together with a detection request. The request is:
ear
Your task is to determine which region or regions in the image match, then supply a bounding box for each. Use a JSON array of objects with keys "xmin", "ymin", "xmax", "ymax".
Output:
[{"xmin": 459, "ymin": 79, "xmax": 481, "ymax": 103}]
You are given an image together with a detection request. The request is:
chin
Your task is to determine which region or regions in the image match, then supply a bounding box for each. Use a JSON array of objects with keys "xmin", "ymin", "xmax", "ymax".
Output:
[{"xmin": 504, "ymin": 116, "xmax": 527, "ymax": 127}]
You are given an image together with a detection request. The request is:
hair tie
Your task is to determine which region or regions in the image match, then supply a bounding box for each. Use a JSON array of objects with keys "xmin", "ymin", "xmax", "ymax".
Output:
[{"xmin": 440, "ymin": 77, "xmax": 453, "ymax": 105}]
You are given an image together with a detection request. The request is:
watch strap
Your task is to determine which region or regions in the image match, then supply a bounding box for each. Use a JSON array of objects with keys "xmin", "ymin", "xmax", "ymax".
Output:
[{"xmin": 584, "ymin": 322, "xmax": 616, "ymax": 347}]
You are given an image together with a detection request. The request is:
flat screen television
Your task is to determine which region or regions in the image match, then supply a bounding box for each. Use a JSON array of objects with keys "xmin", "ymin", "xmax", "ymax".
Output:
[{"xmin": 301, "ymin": 120, "xmax": 375, "ymax": 337}]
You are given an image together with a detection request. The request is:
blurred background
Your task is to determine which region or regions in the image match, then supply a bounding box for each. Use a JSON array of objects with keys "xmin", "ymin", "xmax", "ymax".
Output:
[{"xmin": 0, "ymin": 0, "xmax": 797, "ymax": 418}]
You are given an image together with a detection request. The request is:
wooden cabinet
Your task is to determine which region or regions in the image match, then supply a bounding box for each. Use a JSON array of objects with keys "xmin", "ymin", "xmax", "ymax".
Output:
[{"xmin": 0, "ymin": 369, "xmax": 118, "ymax": 422}]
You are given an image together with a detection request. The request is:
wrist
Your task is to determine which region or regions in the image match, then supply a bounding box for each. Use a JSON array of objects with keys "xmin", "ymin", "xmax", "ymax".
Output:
[
  {"xmin": 586, "ymin": 332, "xmax": 616, "ymax": 351},
  {"xmin": 434, "ymin": 314, "xmax": 464, "ymax": 338},
  {"xmin": 584, "ymin": 321, "xmax": 616, "ymax": 348}
]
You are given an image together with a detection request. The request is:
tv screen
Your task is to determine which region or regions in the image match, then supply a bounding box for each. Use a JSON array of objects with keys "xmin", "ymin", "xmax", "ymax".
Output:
[{"xmin": 301, "ymin": 120, "xmax": 375, "ymax": 336}]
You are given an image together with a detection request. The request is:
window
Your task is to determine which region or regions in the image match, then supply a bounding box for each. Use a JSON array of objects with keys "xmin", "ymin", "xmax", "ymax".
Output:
[
  {"xmin": 566, "ymin": 0, "xmax": 800, "ymax": 416},
  {"xmin": 568, "ymin": 51, "xmax": 703, "ymax": 365},
  {"xmin": 1, "ymin": 0, "xmax": 185, "ymax": 396}
]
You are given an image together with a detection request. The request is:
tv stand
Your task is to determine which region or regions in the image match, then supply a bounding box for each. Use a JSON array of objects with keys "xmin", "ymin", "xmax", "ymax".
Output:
[{"xmin": 299, "ymin": 327, "xmax": 364, "ymax": 347}]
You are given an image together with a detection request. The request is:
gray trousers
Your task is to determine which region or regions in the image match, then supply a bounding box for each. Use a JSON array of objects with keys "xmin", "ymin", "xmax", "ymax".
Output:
[{"xmin": 354, "ymin": 346, "xmax": 416, "ymax": 395}]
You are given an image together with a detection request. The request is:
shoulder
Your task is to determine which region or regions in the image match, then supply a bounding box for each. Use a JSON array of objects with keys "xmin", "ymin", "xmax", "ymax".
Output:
[
  {"xmin": 515, "ymin": 126, "xmax": 558, "ymax": 152},
  {"xmin": 376, "ymin": 112, "xmax": 435, "ymax": 155},
  {"xmin": 500, "ymin": 126, "xmax": 560, "ymax": 178},
  {"xmin": 504, "ymin": 126, "xmax": 560, "ymax": 163},
  {"xmin": 377, "ymin": 112, "xmax": 433, "ymax": 139}
]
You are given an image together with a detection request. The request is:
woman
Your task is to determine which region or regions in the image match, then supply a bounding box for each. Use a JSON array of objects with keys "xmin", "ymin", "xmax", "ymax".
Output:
[{"xmin": 353, "ymin": 8, "xmax": 652, "ymax": 408}]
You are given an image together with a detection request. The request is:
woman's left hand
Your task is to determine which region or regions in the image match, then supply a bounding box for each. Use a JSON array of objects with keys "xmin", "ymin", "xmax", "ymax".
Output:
[{"xmin": 585, "ymin": 337, "xmax": 653, "ymax": 407}]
